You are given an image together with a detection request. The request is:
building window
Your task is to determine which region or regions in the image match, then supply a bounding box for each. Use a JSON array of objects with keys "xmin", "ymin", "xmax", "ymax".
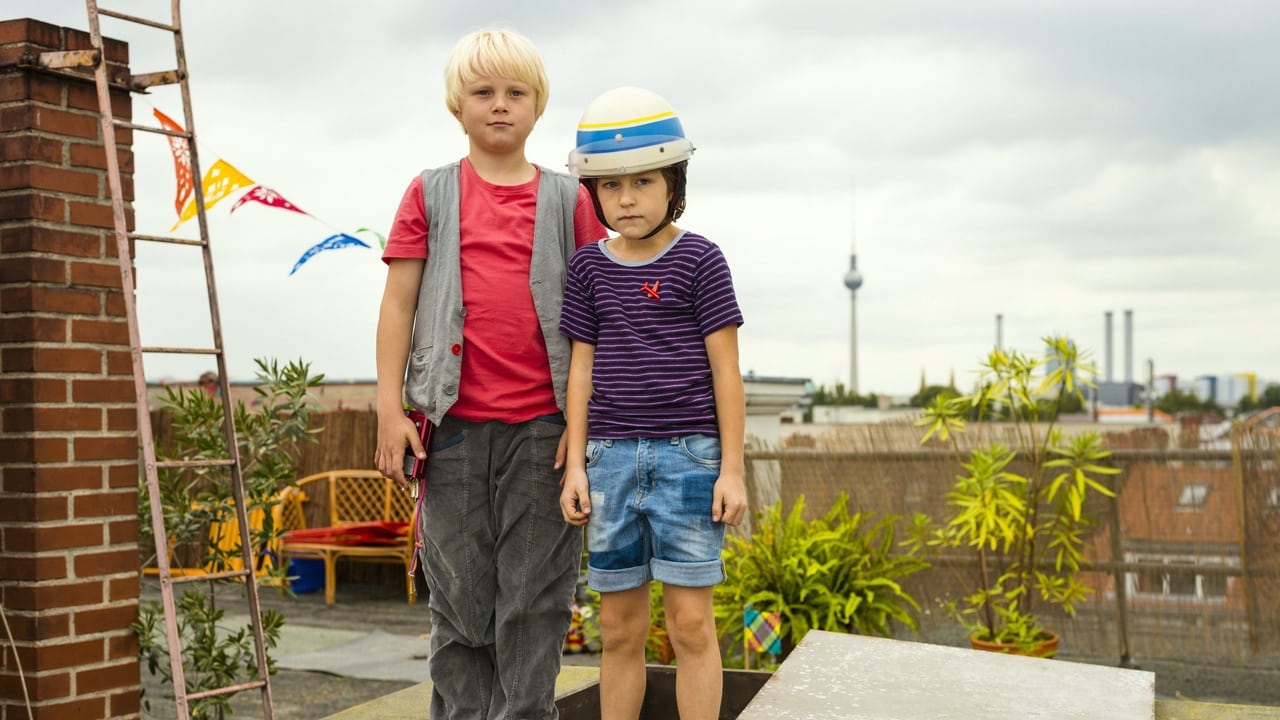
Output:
[
  {"xmin": 1176, "ymin": 483, "xmax": 1210, "ymax": 509},
  {"xmin": 1126, "ymin": 552, "xmax": 1235, "ymax": 602}
]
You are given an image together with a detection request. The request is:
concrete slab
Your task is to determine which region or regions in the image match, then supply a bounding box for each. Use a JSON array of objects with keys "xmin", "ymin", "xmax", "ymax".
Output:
[{"xmin": 737, "ymin": 630, "xmax": 1156, "ymax": 720}]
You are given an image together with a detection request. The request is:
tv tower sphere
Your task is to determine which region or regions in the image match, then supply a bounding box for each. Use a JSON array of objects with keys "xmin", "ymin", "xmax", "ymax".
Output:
[{"xmin": 844, "ymin": 255, "xmax": 863, "ymax": 292}]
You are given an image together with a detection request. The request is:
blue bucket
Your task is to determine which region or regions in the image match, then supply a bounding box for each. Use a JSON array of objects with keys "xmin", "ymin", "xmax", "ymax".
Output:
[{"xmin": 288, "ymin": 558, "xmax": 324, "ymax": 594}]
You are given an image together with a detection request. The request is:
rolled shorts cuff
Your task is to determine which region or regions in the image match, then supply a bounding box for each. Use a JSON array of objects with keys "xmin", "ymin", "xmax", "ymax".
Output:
[
  {"xmin": 653, "ymin": 557, "xmax": 724, "ymax": 588},
  {"xmin": 587, "ymin": 564, "xmax": 652, "ymax": 593}
]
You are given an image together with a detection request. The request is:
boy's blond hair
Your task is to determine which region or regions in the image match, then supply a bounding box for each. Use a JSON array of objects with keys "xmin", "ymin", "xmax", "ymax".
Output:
[{"xmin": 444, "ymin": 30, "xmax": 549, "ymax": 122}]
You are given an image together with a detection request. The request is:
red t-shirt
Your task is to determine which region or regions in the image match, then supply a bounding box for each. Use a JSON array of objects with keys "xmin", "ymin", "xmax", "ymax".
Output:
[{"xmin": 382, "ymin": 158, "xmax": 607, "ymax": 423}]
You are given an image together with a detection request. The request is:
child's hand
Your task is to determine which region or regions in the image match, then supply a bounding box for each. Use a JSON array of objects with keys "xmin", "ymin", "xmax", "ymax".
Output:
[
  {"xmin": 560, "ymin": 469, "xmax": 592, "ymax": 526},
  {"xmin": 375, "ymin": 410, "xmax": 423, "ymax": 490},
  {"xmin": 712, "ymin": 473, "xmax": 747, "ymax": 526}
]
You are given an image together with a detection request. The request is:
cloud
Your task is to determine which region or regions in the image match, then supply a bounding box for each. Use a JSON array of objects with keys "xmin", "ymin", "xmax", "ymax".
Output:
[{"xmin": 9, "ymin": 0, "xmax": 1279, "ymax": 395}]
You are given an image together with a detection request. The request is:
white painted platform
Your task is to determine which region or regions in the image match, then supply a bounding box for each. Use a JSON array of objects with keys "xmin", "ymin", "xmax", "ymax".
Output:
[{"xmin": 737, "ymin": 630, "xmax": 1155, "ymax": 720}]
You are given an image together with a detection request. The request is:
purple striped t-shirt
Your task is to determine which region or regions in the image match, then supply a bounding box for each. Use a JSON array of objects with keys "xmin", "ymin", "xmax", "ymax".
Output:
[{"xmin": 559, "ymin": 231, "xmax": 743, "ymax": 439}]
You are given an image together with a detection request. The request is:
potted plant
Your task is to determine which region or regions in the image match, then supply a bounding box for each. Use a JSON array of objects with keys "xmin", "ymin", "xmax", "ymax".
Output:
[
  {"xmin": 714, "ymin": 493, "xmax": 929, "ymax": 667},
  {"xmin": 912, "ymin": 336, "xmax": 1118, "ymax": 656}
]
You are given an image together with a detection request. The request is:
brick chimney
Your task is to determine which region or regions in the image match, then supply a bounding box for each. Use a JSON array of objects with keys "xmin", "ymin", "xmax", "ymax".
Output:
[{"xmin": 1, "ymin": 17, "xmax": 142, "ymax": 720}]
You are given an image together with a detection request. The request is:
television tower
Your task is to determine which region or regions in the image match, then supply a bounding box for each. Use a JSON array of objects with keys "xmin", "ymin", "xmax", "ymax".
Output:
[{"xmin": 842, "ymin": 187, "xmax": 864, "ymax": 394}]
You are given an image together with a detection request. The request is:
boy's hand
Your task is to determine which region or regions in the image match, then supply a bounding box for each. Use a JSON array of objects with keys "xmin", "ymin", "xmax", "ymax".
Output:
[
  {"xmin": 712, "ymin": 473, "xmax": 747, "ymax": 526},
  {"xmin": 375, "ymin": 410, "xmax": 424, "ymax": 491},
  {"xmin": 560, "ymin": 468, "xmax": 592, "ymax": 526}
]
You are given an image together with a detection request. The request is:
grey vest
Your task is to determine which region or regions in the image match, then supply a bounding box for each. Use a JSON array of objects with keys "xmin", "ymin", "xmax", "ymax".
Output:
[{"xmin": 403, "ymin": 162, "xmax": 581, "ymax": 426}]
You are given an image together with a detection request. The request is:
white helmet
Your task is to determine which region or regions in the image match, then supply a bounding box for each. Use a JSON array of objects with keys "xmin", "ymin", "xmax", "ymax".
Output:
[{"xmin": 567, "ymin": 87, "xmax": 695, "ymax": 178}]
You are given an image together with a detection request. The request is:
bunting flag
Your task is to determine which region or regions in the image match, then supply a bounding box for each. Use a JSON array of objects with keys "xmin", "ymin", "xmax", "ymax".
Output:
[
  {"xmin": 153, "ymin": 108, "xmax": 192, "ymax": 216},
  {"xmin": 354, "ymin": 227, "xmax": 387, "ymax": 249},
  {"xmin": 171, "ymin": 159, "xmax": 256, "ymax": 230},
  {"xmin": 289, "ymin": 233, "xmax": 370, "ymax": 275},
  {"xmin": 744, "ymin": 606, "xmax": 782, "ymax": 654},
  {"xmin": 230, "ymin": 184, "xmax": 310, "ymax": 216}
]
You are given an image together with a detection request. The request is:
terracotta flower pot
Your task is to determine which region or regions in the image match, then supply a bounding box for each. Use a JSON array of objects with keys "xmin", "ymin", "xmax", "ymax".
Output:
[{"xmin": 969, "ymin": 630, "xmax": 1060, "ymax": 658}]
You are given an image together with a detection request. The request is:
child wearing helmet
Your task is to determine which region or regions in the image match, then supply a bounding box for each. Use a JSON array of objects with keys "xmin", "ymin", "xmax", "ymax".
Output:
[
  {"xmin": 558, "ymin": 86, "xmax": 748, "ymax": 720},
  {"xmin": 374, "ymin": 29, "xmax": 607, "ymax": 720}
]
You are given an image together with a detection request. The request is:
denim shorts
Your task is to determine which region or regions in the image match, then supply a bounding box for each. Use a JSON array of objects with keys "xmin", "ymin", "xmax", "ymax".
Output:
[{"xmin": 585, "ymin": 435, "xmax": 726, "ymax": 592}]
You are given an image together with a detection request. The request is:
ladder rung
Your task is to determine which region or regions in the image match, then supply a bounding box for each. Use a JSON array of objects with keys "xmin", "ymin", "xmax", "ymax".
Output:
[
  {"xmin": 172, "ymin": 568, "xmax": 254, "ymax": 585},
  {"xmin": 155, "ymin": 459, "xmax": 236, "ymax": 470},
  {"xmin": 113, "ymin": 119, "xmax": 191, "ymax": 140},
  {"xmin": 131, "ymin": 69, "xmax": 184, "ymax": 91},
  {"xmin": 185, "ymin": 679, "xmax": 268, "ymax": 703},
  {"xmin": 141, "ymin": 346, "xmax": 220, "ymax": 355},
  {"xmin": 34, "ymin": 49, "xmax": 99, "ymax": 70},
  {"xmin": 98, "ymin": 8, "xmax": 178, "ymax": 32},
  {"xmin": 130, "ymin": 232, "xmax": 205, "ymax": 247}
]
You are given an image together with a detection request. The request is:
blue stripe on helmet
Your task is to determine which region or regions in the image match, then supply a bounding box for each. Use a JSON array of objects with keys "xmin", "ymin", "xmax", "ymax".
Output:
[{"xmin": 575, "ymin": 116, "xmax": 685, "ymax": 149}]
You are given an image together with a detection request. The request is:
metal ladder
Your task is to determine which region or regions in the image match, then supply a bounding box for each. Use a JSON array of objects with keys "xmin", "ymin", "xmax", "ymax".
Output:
[{"xmin": 36, "ymin": 1, "xmax": 275, "ymax": 718}]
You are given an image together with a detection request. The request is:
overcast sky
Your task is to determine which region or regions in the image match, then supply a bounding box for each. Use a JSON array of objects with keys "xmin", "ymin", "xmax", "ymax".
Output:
[{"xmin": 13, "ymin": 1, "xmax": 1280, "ymax": 396}]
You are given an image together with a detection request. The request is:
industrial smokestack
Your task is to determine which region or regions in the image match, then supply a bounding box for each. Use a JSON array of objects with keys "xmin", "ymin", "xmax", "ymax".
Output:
[
  {"xmin": 1104, "ymin": 311, "xmax": 1114, "ymax": 382},
  {"xmin": 1124, "ymin": 309, "xmax": 1134, "ymax": 383}
]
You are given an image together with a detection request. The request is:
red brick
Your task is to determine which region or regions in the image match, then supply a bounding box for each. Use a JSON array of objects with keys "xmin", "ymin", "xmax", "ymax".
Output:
[
  {"xmin": 0, "ymin": 164, "xmax": 99, "ymax": 197},
  {"xmin": 107, "ymin": 517, "xmax": 137, "ymax": 544},
  {"xmin": 0, "ymin": 553, "xmax": 67, "ymax": 581},
  {"xmin": 0, "ymin": 578, "xmax": 104, "ymax": 612},
  {"xmin": 37, "ymin": 637, "xmax": 108, "ymax": 670},
  {"xmin": 24, "ymin": 406, "xmax": 104, "ymax": 433},
  {"xmin": 73, "ymin": 434, "xmax": 138, "ymax": 461},
  {"xmin": 0, "ymin": 437, "xmax": 67, "ymax": 464},
  {"xmin": 76, "ymin": 659, "xmax": 139, "ymax": 695},
  {"xmin": 0, "ymin": 611, "xmax": 69, "ymax": 644},
  {"xmin": 0, "ymin": 493, "xmax": 68, "ymax": 522},
  {"xmin": 23, "ymin": 71, "xmax": 67, "ymax": 106},
  {"xmin": 0, "ymin": 192, "xmax": 66, "ymax": 223},
  {"xmin": 1, "ymin": 346, "xmax": 102, "ymax": 373},
  {"xmin": 71, "ymin": 317, "xmax": 129, "ymax": 344},
  {"xmin": 103, "ymin": 291, "xmax": 127, "ymax": 316},
  {"xmin": 69, "ymin": 141, "xmax": 133, "ymax": 173},
  {"xmin": 0, "ymin": 134, "xmax": 63, "ymax": 164},
  {"xmin": 2, "ymin": 522, "xmax": 103, "ymax": 553},
  {"xmin": 0, "ymin": 315, "xmax": 66, "ymax": 343},
  {"xmin": 0, "ymin": 254, "xmax": 68, "ymax": 283},
  {"xmin": 33, "ymin": 464, "xmax": 104, "ymax": 493},
  {"xmin": 0, "ymin": 285, "xmax": 101, "ymax": 314},
  {"xmin": 105, "ymin": 463, "xmax": 138, "ymax": 489},
  {"xmin": 105, "ymin": 350, "xmax": 132, "ymax": 374},
  {"xmin": 0, "ymin": 377, "xmax": 66, "ymax": 404},
  {"xmin": 107, "ymin": 629, "xmax": 139, "ymax": 662},
  {"xmin": 109, "ymin": 688, "xmax": 142, "ymax": 717},
  {"xmin": 72, "ymin": 605, "xmax": 137, "ymax": 637},
  {"xmin": 64, "ymin": 28, "xmax": 129, "ymax": 65},
  {"xmin": 0, "ymin": 669, "xmax": 70, "ymax": 702},
  {"xmin": 73, "ymin": 548, "xmax": 136, "ymax": 576},
  {"xmin": 68, "ymin": 260, "xmax": 124, "ymax": 290},
  {"xmin": 71, "ymin": 378, "xmax": 134, "ymax": 404},
  {"xmin": 106, "ymin": 407, "xmax": 137, "ymax": 432},
  {"xmin": 25, "ymin": 696, "xmax": 107, "ymax": 719},
  {"xmin": 33, "ymin": 106, "xmax": 100, "ymax": 140},
  {"xmin": 67, "ymin": 199, "xmax": 116, "ymax": 229},
  {"xmin": 65, "ymin": 82, "xmax": 130, "ymax": 117},
  {"xmin": 0, "ymin": 225, "xmax": 105, "ymax": 258},
  {"xmin": 0, "ymin": 19, "xmax": 64, "ymax": 49},
  {"xmin": 73, "ymin": 490, "xmax": 135, "ymax": 518},
  {"xmin": 107, "ymin": 575, "xmax": 138, "ymax": 603}
]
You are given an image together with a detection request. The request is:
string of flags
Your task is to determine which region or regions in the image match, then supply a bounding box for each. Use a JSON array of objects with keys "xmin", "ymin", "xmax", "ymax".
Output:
[{"xmin": 155, "ymin": 107, "xmax": 385, "ymax": 275}]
